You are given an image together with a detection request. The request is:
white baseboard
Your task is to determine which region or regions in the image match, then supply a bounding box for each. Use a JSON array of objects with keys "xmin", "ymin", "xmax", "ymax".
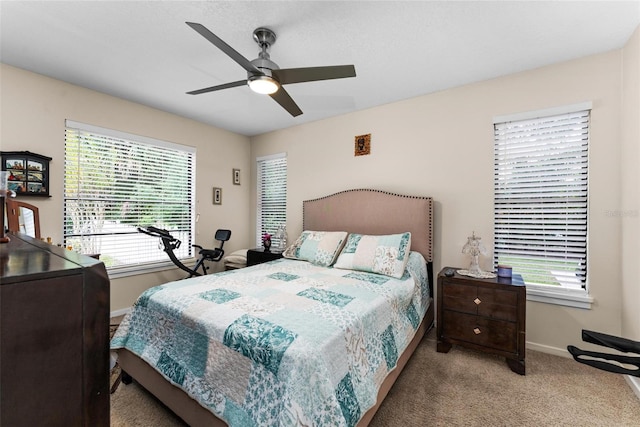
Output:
[
  {"xmin": 110, "ymin": 306, "xmax": 132, "ymax": 319},
  {"xmin": 526, "ymin": 341, "xmax": 572, "ymax": 359},
  {"xmin": 626, "ymin": 376, "xmax": 640, "ymax": 401}
]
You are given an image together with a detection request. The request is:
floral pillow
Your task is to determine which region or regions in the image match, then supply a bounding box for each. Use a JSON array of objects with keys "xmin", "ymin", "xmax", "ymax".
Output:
[
  {"xmin": 283, "ymin": 231, "xmax": 348, "ymax": 267},
  {"xmin": 334, "ymin": 232, "xmax": 412, "ymax": 278}
]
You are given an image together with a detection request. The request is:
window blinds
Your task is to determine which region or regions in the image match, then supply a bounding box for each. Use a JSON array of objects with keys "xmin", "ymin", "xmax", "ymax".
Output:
[
  {"xmin": 256, "ymin": 153, "xmax": 287, "ymax": 247},
  {"xmin": 493, "ymin": 109, "xmax": 589, "ymax": 289},
  {"xmin": 64, "ymin": 120, "xmax": 195, "ymax": 270}
]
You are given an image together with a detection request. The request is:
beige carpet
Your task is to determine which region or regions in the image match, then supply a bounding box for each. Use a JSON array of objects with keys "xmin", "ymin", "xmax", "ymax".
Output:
[{"xmin": 111, "ymin": 330, "xmax": 640, "ymax": 426}]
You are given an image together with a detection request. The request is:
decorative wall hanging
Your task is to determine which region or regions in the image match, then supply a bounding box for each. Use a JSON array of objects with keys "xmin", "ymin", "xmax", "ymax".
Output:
[
  {"xmin": 1, "ymin": 151, "xmax": 52, "ymax": 197},
  {"xmin": 213, "ymin": 187, "xmax": 222, "ymax": 205},
  {"xmin": 233, "ymin": 168, "xmax": 241, "ymax": 185},
  {"xmin": 354, "ymin": 134, "xmax": 371, "ymax": 156}
]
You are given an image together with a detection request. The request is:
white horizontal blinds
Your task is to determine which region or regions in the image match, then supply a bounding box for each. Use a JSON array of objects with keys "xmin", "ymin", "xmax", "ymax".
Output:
[
  {"xmin": 64, "ymin": 121, "xmax": 195, "ymax": 269},
  {"xmin": 256, "ymin": 153, "xmax": 287, "ymax": 247},
  {"xmin": 494, "ymin": 109, "xmax": 589, "ymax": 289}
]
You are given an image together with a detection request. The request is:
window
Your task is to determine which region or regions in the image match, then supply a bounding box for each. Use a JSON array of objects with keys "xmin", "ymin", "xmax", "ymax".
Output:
[
  {"xmin": 64, "ymin": 120, "xmax": 195, "ymax": 276},
  {"xmin": 493, "ymin": 103, "xmax": 592, "ymax": 308},
  {"xmin": 256, "ymin": 153, "xmax": 287, "ymax": 247}
]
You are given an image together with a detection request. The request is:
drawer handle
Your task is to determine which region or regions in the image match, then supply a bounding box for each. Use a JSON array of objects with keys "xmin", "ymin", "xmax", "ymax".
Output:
[
  {"xmin": 473, "ymin": 327, "xmax": 482, "ymax": 335},
  {"xmin": 474, "ymin": 298, "xmax": 481, "ymax": 305}
]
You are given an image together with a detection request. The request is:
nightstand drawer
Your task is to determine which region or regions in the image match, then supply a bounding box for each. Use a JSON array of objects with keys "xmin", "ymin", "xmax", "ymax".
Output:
[
  {"xmin": 442, "ymin": 310, "xmax": 517, "ymax": 353},
  {"xmin": 442, "ymin": 281, "xmax": 518, "ymax": 321}
]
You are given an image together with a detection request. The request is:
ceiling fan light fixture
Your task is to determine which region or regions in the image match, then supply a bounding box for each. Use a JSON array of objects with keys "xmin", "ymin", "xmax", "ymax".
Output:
[
  {"xmin": 248, "ymin": 75, "xmax": 279, "ymax": 94},
  {"xmin": 185, "ymin": 23, "xmax": 355, "ymax": 116}
]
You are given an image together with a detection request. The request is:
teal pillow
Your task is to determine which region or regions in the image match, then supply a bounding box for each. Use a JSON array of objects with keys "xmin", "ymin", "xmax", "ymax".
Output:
[
  {"xmin": 334, "ymin": 232, "xmax": 411, "ymax": 278},
  {"xmin": 283, "ymin": 231, "xmax": 348, "ymax": 267}
]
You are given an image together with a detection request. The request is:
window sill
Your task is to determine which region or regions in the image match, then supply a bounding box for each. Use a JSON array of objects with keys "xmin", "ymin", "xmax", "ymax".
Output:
[
  {"xmin": 106, "ymin": 259, "xmax": 195, "ymax": 279},
  {"xmin": 526, "ymin": 285, "xmax": 593, "ymax": 309}
]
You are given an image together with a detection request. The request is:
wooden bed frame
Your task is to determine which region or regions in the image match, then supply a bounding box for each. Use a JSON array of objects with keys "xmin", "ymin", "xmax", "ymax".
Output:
[{"xmin": 117, "ymin": 189, "xmax": 435, "ymax": 426}]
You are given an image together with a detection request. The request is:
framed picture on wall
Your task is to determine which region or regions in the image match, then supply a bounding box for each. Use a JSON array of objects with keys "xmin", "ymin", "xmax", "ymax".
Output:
[
  {"xmin": 354, "ymin": 134, "xmax": 371, "ymax": 156},
  {"xmin": 233, "ymin": 168, "xmax": 241, "ymax": 185},
  {"xmin": 213, "ymin": 187, "xmax": 222, "ymax": 205}
]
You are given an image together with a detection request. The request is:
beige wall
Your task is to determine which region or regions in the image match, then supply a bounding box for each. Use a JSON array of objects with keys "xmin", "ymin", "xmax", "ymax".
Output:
[
  {"xmin": 251, "ymin": 47, "xmax": 631, "ymax": 354},
  {"xmin": 0, "ymin": 64, "xmax": 251, "ymax": 312},
  {"xmin": 621, "ymin": 26, "xmax": 640, "ymax": 342}
]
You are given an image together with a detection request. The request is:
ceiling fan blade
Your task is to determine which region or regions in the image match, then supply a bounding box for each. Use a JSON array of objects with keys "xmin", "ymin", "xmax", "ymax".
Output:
[
  {"xmin": 186, "ymin": 22, "xmax": 260, "ymax": 74},
  {"xmin": 269, "ymin": 87, "xmax": 303, "ymax": 117},
  {"xmin": 186, "ymin": 80, "xmax": 247, "ymax": 95},
  {"xmin": 272, "ymin": 65, "xmax": 356, "ymax": 85}
]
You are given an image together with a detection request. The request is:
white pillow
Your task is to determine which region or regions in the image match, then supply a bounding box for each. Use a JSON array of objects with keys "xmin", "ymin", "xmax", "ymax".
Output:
[
  {"xmin": 225, "ymin": 262, "xmax": 246, "ymax": 269},
  {"xmin": 224, "ymin": 249, "xmax": 248, "ymax": 265}
]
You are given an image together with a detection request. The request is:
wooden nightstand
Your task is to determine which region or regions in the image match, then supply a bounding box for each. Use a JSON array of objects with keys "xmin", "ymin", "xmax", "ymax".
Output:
[
  {"xmin": 436, "ymin": 267, "xmax": 526, "ymax": 375},
  {"xmin": 246, "ymin": 248, "xmax": 284, "ymax": 266}
]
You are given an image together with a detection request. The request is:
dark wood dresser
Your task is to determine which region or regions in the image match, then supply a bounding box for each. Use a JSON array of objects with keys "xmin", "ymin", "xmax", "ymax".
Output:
[
  {"xmin": 436, "ymin": 267, "xmax": 526, "ymax": 374},
  {"xmin": 0, "ymin": 233, "xmax": 110, "ymax": 426}
]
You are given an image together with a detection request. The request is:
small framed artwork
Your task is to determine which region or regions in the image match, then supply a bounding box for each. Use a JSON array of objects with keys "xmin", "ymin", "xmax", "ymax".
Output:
[
  {"xmin": 354, "ymin": 134, "xmax": 371, "ymax": 156},
  {"xmin": 213, "ymin": 187, "xmax": 222, "ymax": 205},
  {"xmin": 233, "ymin": 168, "xmax": 241, "ymax": 185}
]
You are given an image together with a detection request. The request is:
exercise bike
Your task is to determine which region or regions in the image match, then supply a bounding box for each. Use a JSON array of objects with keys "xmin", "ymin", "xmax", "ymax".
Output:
[{"xmin": 138, "ymin": 226, "xmax": 231, "ymax": 278}]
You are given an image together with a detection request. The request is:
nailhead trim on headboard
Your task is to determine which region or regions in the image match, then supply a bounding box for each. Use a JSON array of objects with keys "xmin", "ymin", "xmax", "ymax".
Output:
[{"xmin": 302, "ymin": 189, "xmax": 433, "ymax": 263}]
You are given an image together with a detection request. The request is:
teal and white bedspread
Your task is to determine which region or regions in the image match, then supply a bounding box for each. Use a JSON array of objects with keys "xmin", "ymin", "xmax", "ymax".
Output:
[{"xmin": 111, "ymin": 252, "xmax": 431, "ymax": 427}]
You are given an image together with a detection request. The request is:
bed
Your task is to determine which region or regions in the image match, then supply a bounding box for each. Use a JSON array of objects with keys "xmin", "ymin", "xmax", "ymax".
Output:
[{"xmin": 111, "ymin": 189, "xmax": 434, "ymax": 426}]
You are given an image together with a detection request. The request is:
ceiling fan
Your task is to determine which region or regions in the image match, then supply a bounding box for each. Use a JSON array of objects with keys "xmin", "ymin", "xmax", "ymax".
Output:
[{"xmin": 185, "ymin": 22, "xmax": 356, "ymax": 117}]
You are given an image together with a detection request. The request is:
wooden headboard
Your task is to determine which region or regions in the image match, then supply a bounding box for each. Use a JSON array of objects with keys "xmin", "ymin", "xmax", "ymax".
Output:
[{"xmin": 303, "ymin": 189, "xmax": 434, "ymax": 288}]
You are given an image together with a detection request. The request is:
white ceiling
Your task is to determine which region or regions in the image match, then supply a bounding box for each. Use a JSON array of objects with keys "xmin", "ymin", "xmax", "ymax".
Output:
[{"xmin": 1, "ymin": 1, "xmax": 639, "ymax": 137}]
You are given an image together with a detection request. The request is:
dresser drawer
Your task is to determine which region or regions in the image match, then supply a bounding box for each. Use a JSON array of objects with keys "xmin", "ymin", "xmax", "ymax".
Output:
[
  {"xmin": 442, "ymin": 310, "xmax": 517, "ymax": 353},
  {"xmin": 442, "ymin": 281, "xmax": 518, "ymax": 321}
]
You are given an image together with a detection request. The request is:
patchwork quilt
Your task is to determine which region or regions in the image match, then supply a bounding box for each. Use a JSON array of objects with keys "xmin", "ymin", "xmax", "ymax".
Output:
[{"xmin": 111, "ymin": 252, "xmax": 431, "ymax": 427}]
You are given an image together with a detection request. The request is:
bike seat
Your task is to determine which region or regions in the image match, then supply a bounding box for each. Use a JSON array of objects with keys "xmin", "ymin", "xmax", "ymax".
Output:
[{"xmin": 199, "ymin": 248, "xmax": 223, "ymax": 259}]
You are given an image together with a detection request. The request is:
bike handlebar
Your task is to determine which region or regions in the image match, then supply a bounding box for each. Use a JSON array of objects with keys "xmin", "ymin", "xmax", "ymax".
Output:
[{"xmin": 137, "ymin": 226, "xmax": 181, "ymax": 248}]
